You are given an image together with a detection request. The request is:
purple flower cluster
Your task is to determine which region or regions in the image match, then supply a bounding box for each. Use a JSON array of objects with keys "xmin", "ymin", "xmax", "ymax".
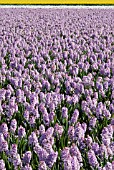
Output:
[{"xmin": 0, "ymin": 8, "xmax": 114, "ymax": 170}]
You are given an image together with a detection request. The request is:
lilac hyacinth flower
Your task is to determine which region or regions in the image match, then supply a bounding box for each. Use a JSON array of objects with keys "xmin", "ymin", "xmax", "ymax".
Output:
[
  {"xmin": 109, "ymin": 104, "xmax": 114, "ymax": 113},
  {"xmin": 39, "ymin": 124, "xmax": 45, "ymax": 135},
  {"xmin": 0, "ymin": 159, "xmax": 6, "ymax": 170},
  {"xmin": 103, "ymin": 109, "xmax": 111, "ymax": 120},
  {"xmin": 45, "ymin": 127, "xmax": 54, "ymax": 139},
  {"xmin": 102, "ymin": 135, "xmax": 111, "ymax": 146},
  {"xmin": 0, "ymin": 123, "xmax": 8, "ymax": 133},
  {"xmin": 94, "ymin": 92, "xmax": 98, "ymax": 99},
  {"xmin": 99, "ymin": 144, "xmax": 108, "ymax": 159},
  {"xmin": 39, "ymin": 148, "xmax": 49, "ymax": 162},
  {"xmin": 0, "ymin": 140, "xmax": 8, "ymax": 153},
  {"xmin": 63, "ymin": 159, "xmax": 72, "ymax": 170},
  {"xmin": 71, "ymin": 156, "xmax": 80, "ymax": 170},
  {"xmin": 70, "ymin": 143, "xmax": 83, "ymax": 165},
  {"xmin": 49, "ymin": 112, "xmax": 55, "ymax": 123},
  {"xmin": 0, "ymin": 123, "xmax": 9, "ymax": 139},
  {"xmin": 12, "ymin": 153, "xmax": 22, "ymax": 168},
  {"xmin": 106, "ymin": 145, "xmax": 113, "ymax": 158},
  {"xmin": 61, "ymin": 147, "xmax": 71, "ymax": 161},
  {"xmin": 111, "ymin": 118, "xmax": 114, "ymax": 131},
  {"xmin": 29, "ymin": 116, "xmax": 36, "ymax": 127},
  {"xmin": 23, "ymin": 110, "xmax": 29, "ymax": 121},
  {"xmin": 104, "ymin": 162, "xmax": 113, "ymax": 170},
  {"xmin": 0, "ymin": 133, "xmax": 4, "ymax": 143},
  {"xmin": 46, "ymin": 151, "xmax": 58, "ymax": 168},
  {"xmin": 22, "ymin": 151, "xmax": 32, "ymax": 164},
  {"xmin": 72, "ymin": 95, "xmax": 79, "ymax": 104},
  {"xmin": 18, "ymin": 126, "xmax": 26, "ymax": 139},
  {"xmin": 88, "ymin": 149, "xmax": 99, "ymax": 167},
  {"xmin": 81, "ymin": 122, "xmax": 87, "ymax": 133},
  {"xmin": 21, "ymin": 164, "xmax": 32, "ymax": 170},
  {"xmin": 52, "ymin": 100, "xmax": 58, "ymax": 109},
  {"xmin": 54, "ymin": 123, "xmax": 64, "ymax": 137},
  {"xmin": 10, "ymin": 119, "xmax": 17, "ymax": 133},
  {"xmin": 28, "ymin": 131, "xmax": 38, "ymax": 146},
  {"xmin": 42, "ymin": 142, "xmax": 54, "ymax": 153},
  {"xmin": 10, "ymin": 144, "xmax": 18, "ymax": 157},
  {"xmin": 38, "ymin": 161, "xmax": 47, "ymax": 170},
  {"xmin": 16, "ymin": 89, "xmax": 22, "ymax": 103},
  {"xmin": 42, "ymin": 112, "xmax": 50, "ymax": 126},
  {"xmin": 62, "ymin": 107, "xmax": 68, "ymax": 119},
  {"xmin": 9, "ymin": 97, "xmax": 16, "ymax": 107},
  {"xmin": 5, "ymin": 89, "xmax": 11, "ymax": 99},
  {"xmin": 91, "ymin": 142, "xmax": 99, "ymax": 155},
  {"xmin": 74, "ymin": 122, "xmax": 85, "ymax": 141},
  {"xmin": 112, "ymin": 161, "xmax": 114, "ymax": 169},
  {"xmin": 0, "ymin": 89, "xmax": 6, "ymax": 101},
  {"xmin": 68, "ymin": 126, "xmax": 75, "ymax": 141},
  {"xmin": 70, "ymin": 109, "xmax": 79, "ymax": 124},
  {"xmin": 110, "ymin": 142, "xmax": 114, "ymax": 153},
  {"xmin": 89, "ymin": 117, "xmax": 97, "ymax": 128}
]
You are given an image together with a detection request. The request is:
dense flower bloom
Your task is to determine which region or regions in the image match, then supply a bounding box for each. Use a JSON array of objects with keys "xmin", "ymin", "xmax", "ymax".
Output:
[
  {"xmin": 0, "ymin": 8, "xmax": 113, "ymax": 170},
  {"xmin": 18, "ymin": 126, "xmax": 26, "ymax": 139},
  {"xmin": 68, "ymin": 126, "xmax": 75, "ymax": 141},
  {"xmin": 88, "ymin": 150, "xmax": 99, "ymax": 167},
  {"xmin": 74, "ymin": 123, "xmax": 85, "ymax": 141},
  {"xmin": 61, "ymin": 147, "xmax": 71, "ymax": 161},
  {"xmin": 10, "ymin": 144, "xmax": 18, "ymax": 157},
  {"xmin": 89, "ymin": 117, "xmax": 97, "ymax": 128},
  {"xmin": 22, "ymin": 151, "xmax": 32, "ymax": 164},
  {"xmin": 0, "ymin": 159, "xmax": 6, "ymax": 170},
  {"xmin": 104, "ymin": 162, "xmax": 113, "ymax": 170},
  {"xmin": 10, "ymin": 119, "xmax": 17, "ymax": 133},
  {"xmin": 91, "ymin": 142, "xmax": 99, "ymax": 155},
  {"xmin": 21, "ymin": 164, "xmax": 32, "ymax": 170},
  {"xmin": 38, "ymin": 161, "xmax": 47, "ymax": 170},
  {"xmin": 62, "ymin": 107, "xmax": 68, "ymax": 119},
  {"xmin": 12, "ymin": 153, "xmax": 22, "ymax": 168},
  {"xmin": 71, "ymin": 156, "xmax": 80, "ymax": 170},
  {"xmin": 64, "ymin": 159, "xmax": 72, "ymax": 170},
  {"xmin": 70, "ymin": 109, "xmax": 79, "ymax": 124},
  {"xmin": 39, "ymin": 124, "xmax": 45, "ymax": 135},
  {"xmin": 46, "ymin": 151, "xmax": 58, "ymax": 168},
  {"xmin": 70, "ymin": 143, "xmax": 83, "ymax": 165},
  {"xmin": 28, "ymin": 132, "xmax": 38, "ymax": 146},
  {"xmin": 54, "ymin": 123, "xmax": 64, "ymax": 137}
]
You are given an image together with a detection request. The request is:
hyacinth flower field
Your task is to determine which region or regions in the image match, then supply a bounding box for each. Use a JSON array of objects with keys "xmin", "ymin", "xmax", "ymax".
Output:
[{"xmin": 0, "ymin": 8, "xmax": 114, "ymax": 170}]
